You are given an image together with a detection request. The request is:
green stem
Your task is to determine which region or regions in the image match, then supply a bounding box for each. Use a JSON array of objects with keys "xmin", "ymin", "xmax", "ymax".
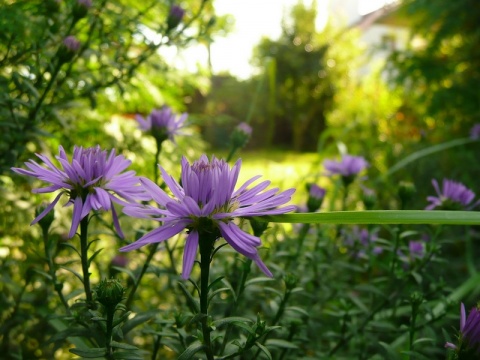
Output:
[
  {"xmin": 105, "ymin": 307, "xmax": 115, "ymax": 359},
  {"xmin": 226, "ymin": 146, "xmax": 238, "ymax": 163},
  {"xmin": 199, "ymin": 232, "xmax": 215, "ymax": 360},
  {"xmin": 154, "ymin": 141, "xmax": 162, "ymax": 184},
  {"xmin": 42, "ymin": 228, "xmax": 71, "ymax": 314},
  {"xmin": 125, "ymin": 243, "xmax": 159, "ymax": 310},
  {"xmin": 80, "ymin": 216, "xmax": 93, "ymax": 307}
]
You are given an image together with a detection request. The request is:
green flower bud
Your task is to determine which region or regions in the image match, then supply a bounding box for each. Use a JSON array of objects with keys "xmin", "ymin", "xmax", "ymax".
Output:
[{"xmin": 94, "ymin": 279, "xmax": 125, "ymax": 308}]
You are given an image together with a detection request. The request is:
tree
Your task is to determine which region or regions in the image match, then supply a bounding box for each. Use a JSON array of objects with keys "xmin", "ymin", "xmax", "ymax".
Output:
[
  {"xmin": 251, "ymin": 0, "xmax": 361, "ymax": 151},
  {"xmin": 387, "ymin": 0, "xmax": 480, "ymax": 139},
  {"xmin": 0, "ymin": 0, "xmax": 218, "ymax": 173}
]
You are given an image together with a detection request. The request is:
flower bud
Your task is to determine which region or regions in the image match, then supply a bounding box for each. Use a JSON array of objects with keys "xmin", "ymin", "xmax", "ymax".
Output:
[
  {"xmin": 73, "ymin": 0, "xmax": 92, "ymax": 20},
  {"xmin": 361, "ymin": 187, "xmax": 376, "ymax": 210},
  {"xmin": 59, "ymin": 36, "xmax": 81, "ymax": 63},
  {"xmin": 306, "ymin": 183, "xmax": 325, "ymax": 212},
  {"xmin": 230, "ymin": 122, "xmax": 252, "ymax": 149},
  {"xmin": 167, "ymin": 5, "xmax": 185, "ymax": 30},
  {"xmin": 398, "ymin": 181, "xmax": 416, "ymax": 208},
  {"xmin": 94, "ymin": 278, "xmax": 125, "ymax": 308}
]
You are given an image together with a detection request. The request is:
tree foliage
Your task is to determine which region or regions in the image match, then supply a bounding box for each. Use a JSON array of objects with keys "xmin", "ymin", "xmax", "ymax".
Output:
[
  {"xmin": 387, "ymin": 0, "xmax": 480, "ymax": 138},
  {"xmin": 0, "ymin": 0, "xmax": 217, "ymax": 173}
]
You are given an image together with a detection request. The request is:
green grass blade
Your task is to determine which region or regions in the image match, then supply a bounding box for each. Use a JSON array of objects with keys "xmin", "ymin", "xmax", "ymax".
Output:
[{"xmin": 261, "ymin": 210, "xmax": 480, "ymax": 225}]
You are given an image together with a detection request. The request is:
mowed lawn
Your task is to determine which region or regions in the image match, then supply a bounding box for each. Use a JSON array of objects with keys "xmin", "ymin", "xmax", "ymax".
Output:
[{"xmin": 225, "ymin": 150, "xmax": 321, "ymax": 206}]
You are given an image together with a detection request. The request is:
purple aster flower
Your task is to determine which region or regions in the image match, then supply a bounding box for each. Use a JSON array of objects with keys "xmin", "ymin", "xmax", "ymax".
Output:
[
  {"xmin": 236, "ymin": 122, "xmax": 252, "ymax": 136},
  {"xmin": 77, "ymin": 0, "xmax": 92, "ymax": 8},
  {"xmin": 306, "ymin": 183, "xmax": 326, "ymax": 212},
  {"xmin": 63, "ymin": 35, "xmax": 81, "ymax": 52},
  {"xmin": 121, "ymin": 155, "xmax": 296, "ymax": 279},
  {"xmin": 426, "ymin": 179, "xmax": 478, "ymax": 210},
  {"xmin": 323, "ymin": 154, "xmax": 369, "ymax": 177},
  {"xmin": 230, "ymin": 122, "xmax": 253, "ymax": 149},
  {"xmin": 409, "ymin": 241, "xmax": 425, "ymax": 259},
  {"xmin": 470, "ymin": 124, "xmax": 480, "ymax": 140},
  {"xmin": 167, "ymin": 5, "xmax": 185, "ymax": 30},
  {"xmin": 135, "ymin": 106, "xmax": 187, "ymax": 143},
  {"xmin": 12, "ymin": 145, "xmax": 149, "ymax": 238},
  {"xmin": 445, "ymin": 303, "xmax": 480, "ymax": 356}
]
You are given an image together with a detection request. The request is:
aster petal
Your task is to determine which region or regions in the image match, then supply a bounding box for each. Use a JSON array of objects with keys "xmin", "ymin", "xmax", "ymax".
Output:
[
  {"xmin": 31, "ymin": 192, "xmax": 63, "ymax": 225},
  {"xmin": 233, "ymin": 175, "xmax": 262, "ymax": 197},
  {"xmin": 81, "ymin": 194, "xmax": 93, "ymax": 218},
  {"xmin": 120, "ymin": 221, "xmax": 188, "ymax": 251},
  {"xmin": 182, "ymin": 231, "xmax": 199, "ymax": 279},
  {"xmin": 461, "ymin": 303, "xmax": 466, "ymax": 331},
  {"xmin": 218, "ymin": 221, "xmax": 257, "ymax": 257},
  {"xmin": 111, "ymin": 205, "xmax": 125, "ymax": 239},
  {"xmin": 139, "ymin": 177, "xmax": 172, "ymax": 206},
  {"xmin": 182, "ymin": 196, "xmax": 202, "ymax": 217},
  {"xmin": 69, "ymin": 197, "xmax": 84, "ymax": 238},
  {"xmin": 32, "ymin": 185, "xmax": 63, "ymax": 193},
  {"xmin": 252, "ymin": 255, "xmax": 273, "ymax": 277},
  {"xmin": 166, "ymin": 201, "xmax": 192, "ymax": 217},
  {"xmin": 160, "ymin": 165, "xmax": 184, "ymax": 199},
  {"xmin": 94, "ymin": 187, "xmax": 112, "ymax": 210}
]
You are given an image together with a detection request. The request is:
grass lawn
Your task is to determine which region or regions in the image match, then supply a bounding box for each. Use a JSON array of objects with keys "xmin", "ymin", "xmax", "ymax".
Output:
[{"xmin": 216, "ymin": 149, "xmax": 322, "ymax": 206}]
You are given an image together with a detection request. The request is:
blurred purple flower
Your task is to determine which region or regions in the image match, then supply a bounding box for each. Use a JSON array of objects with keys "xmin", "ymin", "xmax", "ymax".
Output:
[
  {"xmin": 63, "ymin": 36, "xmax": 81, "ymax": 52},
  {"xmin": 470, "ymin": 124, "xmax": 480, "ymax": 140},
  {"xmin": 12, "ymin": 146, "xmax": 148, "ymax": 238},
  {"xmin": 409, "ymin": 241, "xmax": 425, "ymax": 259},
  {"xmin": 426, "ymin": 179, "xmax": 478, "ymax": 210},
  {"xmin": 167, "ymin": 5, "xmax": 185, "ymax": 29},
  {"xmin": 323, "ymin": 154, "xmax": 369, "ymax": 177},
  {"xmin": 121, "ymin": 155, "xmax": 296, "ymax": 279},
  {"xmin": 343, "ymin": 226, "xmax": 382, "ymax": 258},
  {"xmin": 306, "ymin": 183, "xmax": 326, "ymax": 212},
  {"xmin": 77, "ymin": 0, "xmax": 92, "ymax": 8},
  {"xmin": 236, "ymin": 122, "xmax": 252, "ymax": 136},
  {"xmin": 445, "ymin": 303, "xmax": 480, "ymax": 355},
  {"xmin": 135, "ymin": 106, "xmax": 187, "ymax": 143}
]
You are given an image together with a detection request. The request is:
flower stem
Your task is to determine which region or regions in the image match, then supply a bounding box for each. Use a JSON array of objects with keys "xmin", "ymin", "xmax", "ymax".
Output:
[
  {"xmin": 199, "ymin": 232, "xmax": 215, "ymax": 360},
  {"xmin": 80, "ymin": 216, "xmax": 93, "ymax": 307},
  {"xmin": 105, "ymin": 307, "xmax": 115, "ymax": 359}
]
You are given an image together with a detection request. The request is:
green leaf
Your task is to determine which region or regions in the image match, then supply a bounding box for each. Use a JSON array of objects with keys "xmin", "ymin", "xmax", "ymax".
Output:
[
  {"xmin": 378, "ymin": 341, "xmax": 401, "ymax": 360},
  {"xmin": 177, "ymin": 341, "xmax": 205, "ymax": 360},
  {"xmin": 385, "ymin": 137, "xmax": 475, "ymax": 177},
  {"xmin": 213, "ymin": 317, "xmax": 254, "ymax": 328},
  {"xmin": 255, "ymin": 342, "xmax": 272, "ymax": 360},
  {"xmin": 122, "ymin": 310, "xmax": 159, "ymax": 335},
  {"xmin": 48, "ymin": 328, "xmax": 93, "ymax": 343},
  {"xmin": 262, "ymin": 210, "xmax": 480, "ymax": 226},
  {"xmin": 88, "ymin": 248, "xmax": 104, "ymax": 267},
  {"xmin": 208, "ymin": 276, "xmax": 225, "ymax": 291},
  {"xmin": 265, "ymin": 339, "xmax": 298, "ymax": 349},
  {"xmin": 69, "ymin": 347, "xmax": 106, "ymax": 358},
  {"xmin": 59, "ymin": 265, "xmax": 84, "ymax": 283},
  {"xmin": 110, "ymin": 341, "xmax": 138, "ymax": 350},
  {"xmin": 245, "ymin": 277, "xmax": 275, "ymax": 287},
  {"xmin": 112, "ymin": 350, "xmax": 145, "ymax": 360}
]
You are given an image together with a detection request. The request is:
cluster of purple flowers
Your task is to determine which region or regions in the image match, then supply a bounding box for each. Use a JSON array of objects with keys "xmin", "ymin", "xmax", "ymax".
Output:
[
  {"xmin": 13, "ymin": 144, "xmax": 295, "ymax": 279},
  {"xmin": 342, "ymin": 226, "xmax": 382, "ymax": 259}
]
